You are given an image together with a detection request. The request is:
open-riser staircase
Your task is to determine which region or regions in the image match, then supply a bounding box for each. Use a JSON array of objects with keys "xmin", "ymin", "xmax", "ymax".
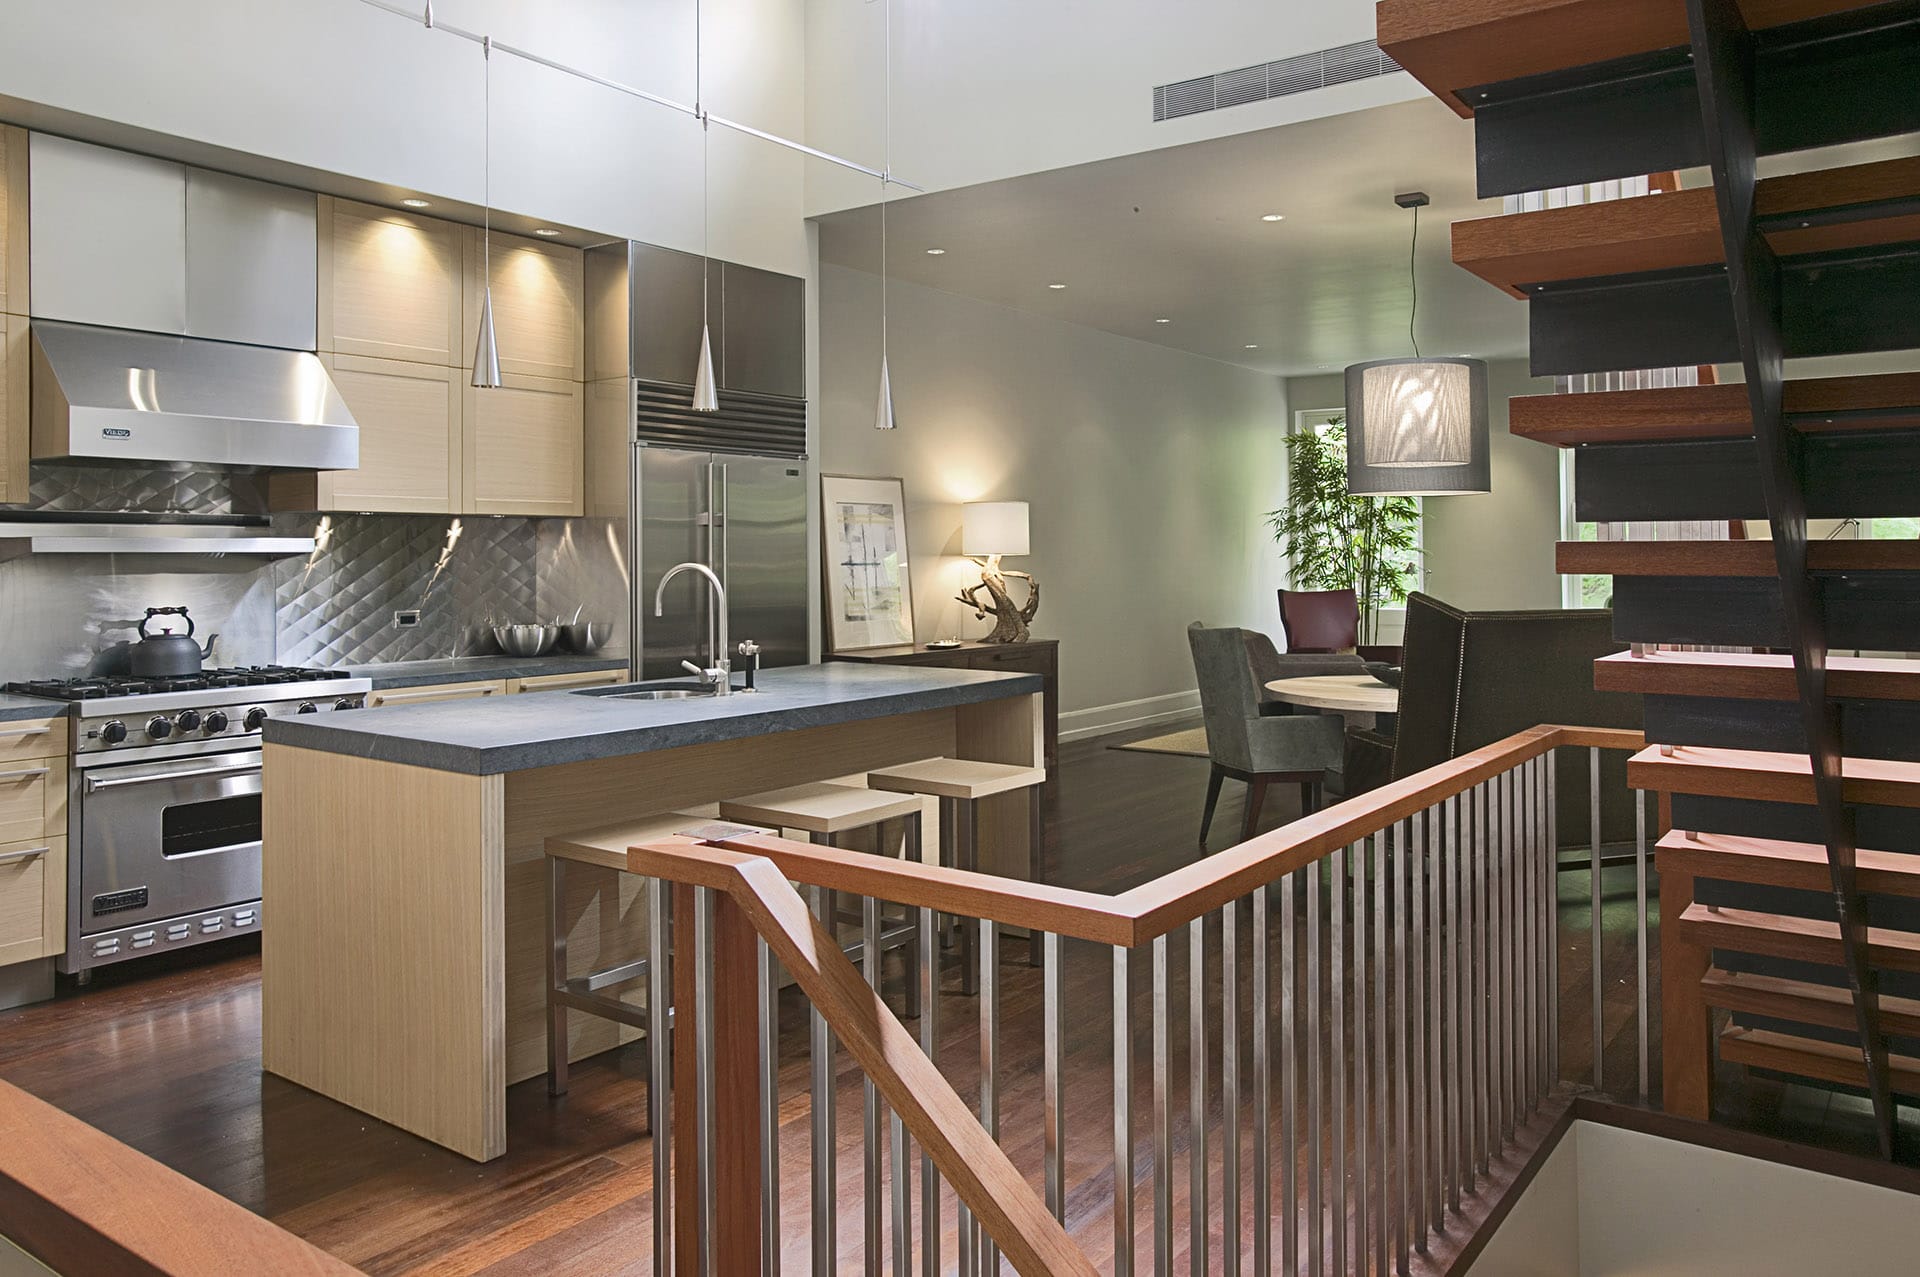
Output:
[{"xmin": 1380, "ymin": 0, "xmax": 1920, "ymax": 1156}]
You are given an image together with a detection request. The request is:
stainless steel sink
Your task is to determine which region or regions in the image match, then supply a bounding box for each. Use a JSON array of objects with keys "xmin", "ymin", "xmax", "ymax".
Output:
[{"xmin": 611, "ymin": 687, "xmax": 715, "ymax": 701}]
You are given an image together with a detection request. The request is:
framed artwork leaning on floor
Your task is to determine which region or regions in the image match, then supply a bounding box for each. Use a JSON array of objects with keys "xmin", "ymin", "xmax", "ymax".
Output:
[{"xmin": 820, "ymin": 473, "xmax": 917, "ymax": 652}]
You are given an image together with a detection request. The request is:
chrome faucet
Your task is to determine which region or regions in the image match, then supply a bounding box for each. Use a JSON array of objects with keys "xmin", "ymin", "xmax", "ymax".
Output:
[{"xmin": 654, "ymin": 561, "xmax": 730, "ymax": 695}]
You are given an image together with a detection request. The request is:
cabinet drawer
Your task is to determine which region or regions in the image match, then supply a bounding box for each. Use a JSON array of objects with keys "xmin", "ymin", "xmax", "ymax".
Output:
[
  {"xmin": 964, "ymin": 646, "xmax": 1055, "ymax": 676},
  {"xmin": 0, "ymin": 758, "xmax": 61, "ymax": 845},
  {"xmin": 366, "ymin": 679, "xmax": 509, "ymax": 708},
  {"xmin": 506, "ymin": 669, "xmax": 626, "ymax": 694},
  {"xmin": 0, "ymin": 835, "xmax": 64, "ymax": 966},
  {"xmin": 0, "ymin": 719, "xmax": 65, "ymax": 767}
]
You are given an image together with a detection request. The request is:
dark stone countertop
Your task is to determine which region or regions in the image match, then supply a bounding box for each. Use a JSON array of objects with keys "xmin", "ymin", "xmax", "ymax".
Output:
[
  {"xmin": 0, "ymin": 694, "xmax": 68, "ymax": 723},
  {"xmin": 264, "ymin": 663, "xmax": 1043, "ymax": 775},
  {"xmin": 348, "ymin": 655, "xmax": 630, "ymax": 690}
]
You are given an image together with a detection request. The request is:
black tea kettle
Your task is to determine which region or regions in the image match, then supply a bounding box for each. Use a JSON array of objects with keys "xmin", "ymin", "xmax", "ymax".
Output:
[{"xmin": 131, "ymin": 607, "xmax": 218, "ymax": 679}]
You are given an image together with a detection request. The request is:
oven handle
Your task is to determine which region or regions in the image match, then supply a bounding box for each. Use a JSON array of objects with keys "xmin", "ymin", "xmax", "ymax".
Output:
[
  {"xmin": 83, "ymin": 762, "xmax": 262, "ymax": 794},
  {"xmin": 0, "ymin": 845, "xmax": 48, "ymax": 866}
]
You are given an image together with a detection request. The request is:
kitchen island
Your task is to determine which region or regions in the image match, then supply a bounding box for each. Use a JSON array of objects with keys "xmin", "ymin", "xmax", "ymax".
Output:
[{"xmin": 259, "ymin": 663, "xmax": 1043, "ymax": 1160}]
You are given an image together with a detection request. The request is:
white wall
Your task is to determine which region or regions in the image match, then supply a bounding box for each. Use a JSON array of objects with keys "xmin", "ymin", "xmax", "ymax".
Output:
[
  {"xmin": 0, "ymin": 0, "xmax": 808, "ymax": 274},
  {"xmin": 803, "ymin": 0, "xmax": 1424, "ymax": 214},
  {"xmin": 1285, "ymin": 360, "xmax": 1564, "ymax": 613},
  {"xmin": 819, "ymin": 263, "xmax": 1291, "ymax": 731}
]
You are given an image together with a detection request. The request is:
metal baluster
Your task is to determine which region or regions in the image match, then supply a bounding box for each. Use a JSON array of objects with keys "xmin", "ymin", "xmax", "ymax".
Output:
[
  {"xmin": 1472, "ymin": 782, "xmax": 1490, "ymax": 1179},
  {"xmin": 1224, "ymin": 904, "xmax": 1242, "ymax": 1277},
  {"xmin": 1281, "ymin": 871, "xmax": 1299, "ymax": 1277},
  {"xmin": 1636, "ymin": 784, "xmax": 1650, "ymax": 1101},
  {"xmin": 694, "ymin": 887, "xmax": 718, "ymax": 1277},
  {"xmin": 1115, "ymin": 945, "xmax": 1136, "ymax": 1277},
  {"xmin": 648, "ymin": 879, "xmax": 672, "ymax": 1277},
  {"xmin": 1445, "ymin": 794, "xmax": 1463, "ymax": 1213},
  {"xmin": 918, "ymin": 907, "xmax": 939, "ymax": 1277},
  {"xmin": 1307, "ymin": 859, "xmax": 1324, "ymax": 1277},
  {"xmin": 1373, "ymin": 830, "xmax": 1390, "ymax": 1277},
  {"xmin": 1046, "ymin": 931, "xmax": 1066, "ymax": 1222},
  {"xmin": 1394, "ymin": 822, "xmax": 1411, "ymax": 1274},
  {"xmin": 1548, "ymin": 750, "xmax": 1560, "ymax": 1089},
  {"xmin": 1589, "ymin": 745, "xmax": 1603, "ymax": 1092},
  {"xmin": 810, "ymin": 885, "xmax": 836, "ymax": 1277},
  {"xmin": 1498, "ymin": 770, "xmax": 1514, "ymax": 1140},
  {"xmin": 1331, "ymin": 845, "xmax": 1347, "ymax": 1277},
  {"xmin": 758, "ymin": 936, "xmax": 781, "ymax": 1277},
  {"xmin": 1521, "ymin": 762, "xmax": 1537, "ymax": 1117},
  {"xmin": 1490, "ymin": 774, "xmax": 1508, "ymax": 1148},
  {"xmin": 1354, "ymin": 838, "xmax": 1370, "ymax": 1274},
  {"xmin": 1154, "ymin": 934, "xmax": 1173, "ymax": 1277},
  {"xmin": 1415, "ymin": 809, "xmax": 1435, "ymax": 1253},
  {"xmin": 1253, "ymin": 888, "xmax": 1271, "ymax": 1277},
  {"xmin": 863, "ymin": 898, "xmax": 883, "ymax": 1277},
  {"xmin": 981, "ymin": 919, "xmax": 1000, "ymax": 1275},
  {"xmin": 1189, "ymin": 917, "xmax": 1208, "ymax": 1277}
]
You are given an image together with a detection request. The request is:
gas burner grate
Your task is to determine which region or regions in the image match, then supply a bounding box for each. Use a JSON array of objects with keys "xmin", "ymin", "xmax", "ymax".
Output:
[{"xmin": 7, "ymin": 666, "xmax": 349, "ymax": 700}]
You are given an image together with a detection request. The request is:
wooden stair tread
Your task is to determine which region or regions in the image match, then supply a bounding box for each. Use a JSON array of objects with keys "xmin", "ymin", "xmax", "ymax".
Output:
[
  {"xmin": 1509, "ymin": 373, "xmax": 1920, "ymax": 445},
  {"xmin": 1452, "ymin": 156, "xmax": 1920, "ymax": 297},
  {"xmin": 1702, "ymin": 967, "xmax": 1920, "ymax": 1036},
  {"xmin": 1629, "ymin": 744, "xmax": 1920, "ymax": 809},
  {"xmin": 1679, "ymin": 902, "xmax": 1920, "ymax": 973},
  {"xmin": 1556, "ymin": 538, "xmax": 1920, "ymax": 578},
  {"xmin": 1656, "ymin": 829, "xmax": 1920, "ymax": 897},
  {"xmin": 1377, "ymin": 0, "xmax": 1871, "ymax": 118},
  {"xmin": 1595, "ymin": 649, "xmax": 1920, "ymax": 702},
  {"xmin": 1719, "ymin": 1025, "xmax": 1920, "ymax": 1094}
]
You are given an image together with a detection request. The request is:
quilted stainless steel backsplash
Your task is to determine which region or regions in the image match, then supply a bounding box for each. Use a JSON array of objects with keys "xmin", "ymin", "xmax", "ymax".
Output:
[{"xmin": 8, "ymin": 463, "xmax": 267, "ymax": 516}]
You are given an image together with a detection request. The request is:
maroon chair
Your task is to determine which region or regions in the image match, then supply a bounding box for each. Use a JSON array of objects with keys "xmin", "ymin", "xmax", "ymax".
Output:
[{"xmin": 1278, "ymin": 588, "xmax": 1359, "ymax": 653}]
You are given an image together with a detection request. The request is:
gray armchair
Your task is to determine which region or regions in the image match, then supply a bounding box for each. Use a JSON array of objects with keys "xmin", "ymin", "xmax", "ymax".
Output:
[
  {"xmin": 1188, "ymin": 623, "xmax": 1346, "ymax": 849},
  {"xmin": 1242, "ymin": 629, "xmax": 1369, "ymax": 716}
]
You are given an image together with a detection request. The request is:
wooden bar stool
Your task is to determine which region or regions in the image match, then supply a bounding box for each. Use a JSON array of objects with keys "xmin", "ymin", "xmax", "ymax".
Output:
[
  {"xmin": 866, "ymin": 757, "xmax": 1048, "ymax": 990},
  {"xmin": 718, "ymin": 781, "xmax": 925, "ymax": 1013},
  {"xmin": 542, "ymin": 811, "xmax": 769, "ymax": 1107}
]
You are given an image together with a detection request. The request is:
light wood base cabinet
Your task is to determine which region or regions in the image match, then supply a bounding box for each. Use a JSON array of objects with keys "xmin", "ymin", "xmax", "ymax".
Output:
[
  {"xmin": 0, "ymin": 836, "xmax": 65, "ymax": 968},
  {"xmin": 503, "ymin": 669, "xmax": 625, "ymax": 694},
  {"xmin": 365, "ymin": 680, "xmax": 508, "ymax": 709},
  {"xmin": 269, "ymin": 355, "xmax": 461, "ymax": 514}
]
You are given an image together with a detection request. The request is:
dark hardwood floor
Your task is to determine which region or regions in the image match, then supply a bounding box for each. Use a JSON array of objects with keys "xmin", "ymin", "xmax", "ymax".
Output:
[{"xmin": 0, "ymin": 715, "xmax": 1894, "ymax": 1273}]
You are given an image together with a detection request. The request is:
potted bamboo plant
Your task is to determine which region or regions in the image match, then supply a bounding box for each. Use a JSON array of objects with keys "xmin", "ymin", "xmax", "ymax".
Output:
[{"xmin": 1267, "ymin": 417, "xmax": 1421, "ymax": 645}]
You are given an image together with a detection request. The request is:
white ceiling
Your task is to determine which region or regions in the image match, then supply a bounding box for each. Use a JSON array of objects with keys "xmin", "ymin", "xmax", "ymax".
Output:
[{"xmin": 814, "ymin": 97, "xmax": 1530, "ymax": 378}]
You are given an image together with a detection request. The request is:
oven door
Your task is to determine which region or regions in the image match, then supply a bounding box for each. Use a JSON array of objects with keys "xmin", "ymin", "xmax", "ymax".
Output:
[{"xmin": 75, "ymin": 750, "xmax": 262, "ymax": 934}]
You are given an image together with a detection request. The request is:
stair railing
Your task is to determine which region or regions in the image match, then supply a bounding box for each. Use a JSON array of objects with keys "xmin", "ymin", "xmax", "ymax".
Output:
[{"xmin": 632, "ymin": 722, "xmax": 1646, "ymax": 1275}]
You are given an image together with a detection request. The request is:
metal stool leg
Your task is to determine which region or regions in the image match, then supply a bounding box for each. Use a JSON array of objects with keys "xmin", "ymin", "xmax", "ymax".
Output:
[
  {"xmin": 959, "ymin": 798, "xmax": 979, "ymax": 996},
  {"xmin": 545, "ymin": 856, "xmax": 569, "ymax": 1097},
  {"xmin": 904, "ymin": 810, "xmax": 923, "ymax": 1020},
  {"xmin": 1028, "ymin": 784, "xmax": 1046, "ymax": 968}
]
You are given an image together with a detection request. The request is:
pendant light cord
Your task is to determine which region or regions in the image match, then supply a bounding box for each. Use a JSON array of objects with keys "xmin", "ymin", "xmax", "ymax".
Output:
[
  {"xmin": 697, "ymin": 1, "xmax": 708, "ymax": 329},
  {"xmin": 1408, "ymin": 200, "xmax": 1421, "ymax": 359},
  {"xmin": 481, "ymin": 36, "xmax": 491, "ymax": 280},
  {"xmin": 879, "ymin": 0, "xmax": 891, "ymax": 364}
]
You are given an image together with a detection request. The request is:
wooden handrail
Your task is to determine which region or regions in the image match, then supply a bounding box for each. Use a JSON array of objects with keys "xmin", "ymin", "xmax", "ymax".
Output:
[
  {"xmin": 0, "ymin": 1079, "xmax": 358, "ymax": 1276},
  {"xmin": 627, "ymin": 840, "xmax": 1100, "ymax": 1277},
  {"xmin": 631, "ymin": 723, "xmax": 1644, "ymax": 949}
]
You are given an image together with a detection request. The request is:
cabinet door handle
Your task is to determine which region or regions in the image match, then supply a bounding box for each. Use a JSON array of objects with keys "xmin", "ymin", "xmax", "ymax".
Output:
[
  {"xmin": 0, "ymin": 725, "xmax": 52, "ymax": 740},
  {"xmin": 375, "ymin": 685, "xmax": 495, "ymax": 705},
  {"xmin": 0, "ymin": 767, "xmax": 47, "ymax": 784},
  {"xmin": 0, "ymin": 845, "xmax": 50, "ymax": 866}
]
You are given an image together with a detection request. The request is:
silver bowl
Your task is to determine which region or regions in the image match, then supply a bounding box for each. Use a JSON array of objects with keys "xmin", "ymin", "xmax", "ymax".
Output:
[
  {"xmin": 561, "ymin": 621, "xmax": 612, "ymax": 653},
  {"xmin": 493, "ymin": 623, "xmax": 559, "ymax": 657}
]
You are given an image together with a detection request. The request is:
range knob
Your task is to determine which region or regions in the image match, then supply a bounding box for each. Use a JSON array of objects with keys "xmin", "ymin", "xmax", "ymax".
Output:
[
  {"xmin": 296, "ymin": 701, "xmax": 318, "ymax": 714},
  {"xmin": 145, "ymin": 716, "xmax": 174, "ymax": 740},
  {"xmin": 335, "ymin": 696, "xmax": 363, "ymax": 711},
  {"xmin": 99, "ymin": 720, "xmax": 127, "ymax": 745},
  {"xmin": 175, "ymin": 709, "xmax": 202, "ymax": 732},
  {"xmin": 243, "ymin": 707, "xmax": 269, "ymax": 731},
  {"xmin": 203, "ymin": 710, "xmax": 230, "ymax": 734}
]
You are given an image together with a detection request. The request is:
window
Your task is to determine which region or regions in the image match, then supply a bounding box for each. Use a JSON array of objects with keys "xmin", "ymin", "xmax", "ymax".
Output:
[
  {"xmin": 1288, "ymin": 407, "xmax": 1424, "ymax": 609},
  {"xmin": 1560, "ymin": 449, "xmax": 1611, "ymax": 608}
]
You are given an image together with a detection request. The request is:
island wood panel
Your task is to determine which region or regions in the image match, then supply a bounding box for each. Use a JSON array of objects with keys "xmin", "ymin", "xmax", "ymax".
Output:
[{"xmin": 260, "ymin": 745, "xmax": 506, "ymax": 1162}]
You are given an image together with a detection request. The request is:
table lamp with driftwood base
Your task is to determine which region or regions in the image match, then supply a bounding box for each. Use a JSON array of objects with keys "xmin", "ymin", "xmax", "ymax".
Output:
[{"xmin": 957, "ymin": 500, "xmax": 1038, "ymax": 644}]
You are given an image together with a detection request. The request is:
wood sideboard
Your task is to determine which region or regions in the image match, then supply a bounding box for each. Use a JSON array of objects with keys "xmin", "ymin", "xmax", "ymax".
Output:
[{"xmin": 829, "ymin": 639, "xmax": 1059, "ymax": 770}]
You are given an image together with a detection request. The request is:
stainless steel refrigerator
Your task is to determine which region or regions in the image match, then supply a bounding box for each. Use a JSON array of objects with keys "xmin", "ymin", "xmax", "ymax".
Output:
[{"xmin": 631, "ymin": 445, "xmax": 808, "ymax": 681}]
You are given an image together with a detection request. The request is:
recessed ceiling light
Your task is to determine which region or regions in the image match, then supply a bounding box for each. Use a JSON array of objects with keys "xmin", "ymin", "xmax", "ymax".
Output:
[
  {"xmin": 1154, "ymin": 317, "xmax": 1171, "ymax": 324},
  {"xmin": 1260, "ymin": 213, "xmax": 1285, "ymax": 222},
  {"xmin": 533, "ymin": 228, "xmax": 562, "ymax": 237},
  {"xmin": 1244, "ymin": 344, "xmax": 1260, "ymax": 350},
  {"xmin": 401, "ymin": 198, "xmax": 431, "ymax": 208},
  {"xmin": 1047, "ymin": 282, "xmax": 1067, "ymax": 290},
  {"xmin": 925, "ymin": 247, "xmax": 946, "ymax": 255}
]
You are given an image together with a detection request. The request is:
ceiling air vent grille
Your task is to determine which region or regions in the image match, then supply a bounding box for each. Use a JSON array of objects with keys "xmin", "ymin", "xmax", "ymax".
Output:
[{"xmin": 1153, "ymin": 40, "xmax": 1402, "ymax": 122}]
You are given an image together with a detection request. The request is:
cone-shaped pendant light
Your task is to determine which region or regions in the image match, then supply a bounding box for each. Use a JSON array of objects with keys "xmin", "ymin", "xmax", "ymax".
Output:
[
  {"xmin": 873, "ymin": 0, "xmax": 898, "ymax": 429},
  {"xmin": 692, "ymin": 320, "xmax": 719, "ymax": 412},
  {"xmin": 874, "ymin": 351, "xmax": 896, "ymax": 431},
  {"xmin": 470, "ymin": 36, "xmax": 502, "ymax": 389}
]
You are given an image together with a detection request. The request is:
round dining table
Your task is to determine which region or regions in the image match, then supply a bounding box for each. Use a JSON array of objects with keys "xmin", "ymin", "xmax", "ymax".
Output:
[{"xmin": 1265, "ymin": 673, "xmax": 1398, "ymax": 729}]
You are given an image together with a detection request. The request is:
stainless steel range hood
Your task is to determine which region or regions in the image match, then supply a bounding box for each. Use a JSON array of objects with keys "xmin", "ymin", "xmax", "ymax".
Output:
[
  {"xmin": 0, "ymin": 521, "xmax": 317, "ymax": 561},
  {"xmin": 30, "ymin": 322, "xmax": 359, "ymax": 471}
]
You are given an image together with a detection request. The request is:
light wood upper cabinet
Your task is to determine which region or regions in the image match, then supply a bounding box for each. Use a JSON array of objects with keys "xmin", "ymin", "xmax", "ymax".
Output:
[
  {"xmin": 463, "ymin": 229, "xmax": 584, "ymax": 382},
  {"xmin": 462, "ymin": 374, "xmax": 584, "ymax": 517},
  {"xmin": 318, "ymin": 197, "xmax": 464, "ymax": 366},
  {"xmin": 0, "ymin": 315, "xmax": 27, "ymax": 504},
  {"xmin": 0, "ymin": 125, "xmax": 27, "ymax": 317},
  {"xmin": 271, "ymin": 355, "xmax": 461, "ymax": 514}
]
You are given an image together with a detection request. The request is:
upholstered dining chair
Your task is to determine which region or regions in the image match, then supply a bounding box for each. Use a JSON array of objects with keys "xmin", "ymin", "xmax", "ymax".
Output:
[
  {"xmin": 1188, "ymin": 622, "xmax": 1346, "ymax": 849},
  {"xmin": 1242, "ymin": 628, "xmax": 1369, "ymax": 716},
  {"xmin": 1278, "ymin": 587, "xmax": 1360, "ymax": 653}
]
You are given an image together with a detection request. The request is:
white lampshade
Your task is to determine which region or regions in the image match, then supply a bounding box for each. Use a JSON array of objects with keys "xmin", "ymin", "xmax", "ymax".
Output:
[
  {"xmin": 1344, "ymin": 357, "xmax": 1491, "ymax": 496},
  {"xmin": 962, "ymin": 501, "xmax": 1030, "ymax": 557}
]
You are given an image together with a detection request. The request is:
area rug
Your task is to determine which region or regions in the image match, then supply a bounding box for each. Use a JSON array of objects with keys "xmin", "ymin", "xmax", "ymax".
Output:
[{"xmin": 1109, "ymin": 727, "xmax": 1210, "ymax": 758}]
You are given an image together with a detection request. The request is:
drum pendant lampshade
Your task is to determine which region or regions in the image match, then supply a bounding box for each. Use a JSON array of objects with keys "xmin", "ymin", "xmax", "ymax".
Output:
[{"xmin": 1343, "ymin": 356, "xmax": 1491, "ymax": 495}]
